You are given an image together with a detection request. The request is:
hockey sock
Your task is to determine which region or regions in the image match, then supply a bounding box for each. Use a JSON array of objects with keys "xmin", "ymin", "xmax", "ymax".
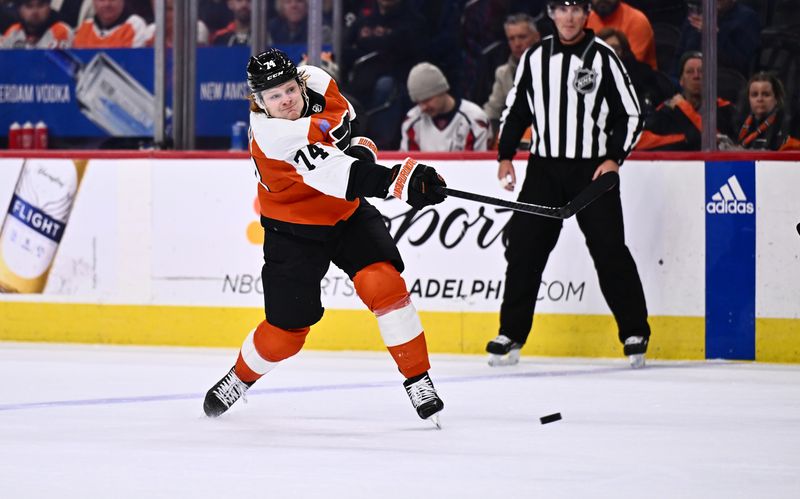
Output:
[
  {"xmin": 234, "ymin": 320, "xmax": 310, "ymax": 383},
  {"xmin": 354, "ymin": 262, "xmax": 431, "ymax": 378}
]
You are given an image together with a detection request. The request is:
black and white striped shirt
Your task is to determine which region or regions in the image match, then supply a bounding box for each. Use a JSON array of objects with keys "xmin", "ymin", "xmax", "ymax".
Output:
[{"xmin": 498, "ymin": 30, "xmax": 642, "ymax": 164}]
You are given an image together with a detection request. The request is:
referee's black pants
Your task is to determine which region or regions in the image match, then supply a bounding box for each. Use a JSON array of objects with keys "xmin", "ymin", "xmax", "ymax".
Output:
[{"xmin": 499, "ymin": 157, "xmax": 650, "ymax": 345}]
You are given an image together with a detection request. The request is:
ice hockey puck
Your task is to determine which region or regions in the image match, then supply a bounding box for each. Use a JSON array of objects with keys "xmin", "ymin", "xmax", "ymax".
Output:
[{"xmin": 540, "ymin": 413, "xmax": 562, "ymax": 424}]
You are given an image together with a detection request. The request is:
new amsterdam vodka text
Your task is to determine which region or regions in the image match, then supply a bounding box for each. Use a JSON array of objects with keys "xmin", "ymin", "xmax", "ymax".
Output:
[{"xmin": 0, "ymin": 159, "xmax": 87, "ymax": 293}]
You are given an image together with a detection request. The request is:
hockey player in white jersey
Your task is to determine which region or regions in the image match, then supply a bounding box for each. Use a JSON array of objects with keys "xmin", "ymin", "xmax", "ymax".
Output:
[{"xmin": 203, "ymin": 48, "xmax": 447, "ymax": 427}]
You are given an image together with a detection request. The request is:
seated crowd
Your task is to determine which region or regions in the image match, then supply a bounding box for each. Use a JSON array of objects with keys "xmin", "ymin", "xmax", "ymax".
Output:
[{"xmin": 2, "ymin": 0, "xmax": 799, "ymax": 151}]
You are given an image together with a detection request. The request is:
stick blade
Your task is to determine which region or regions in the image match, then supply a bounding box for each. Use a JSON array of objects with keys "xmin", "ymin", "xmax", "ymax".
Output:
[{"xmin": 562, "ymin": 171, "xmax": 619, "ymax": 218}]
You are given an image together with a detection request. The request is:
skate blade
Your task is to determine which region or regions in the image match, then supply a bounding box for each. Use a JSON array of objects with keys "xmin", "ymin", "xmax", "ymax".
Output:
[
  {"xmin": 427, "ymin": 414, "xmax": 442, "ymax": 430},
  {"xmin": 629, "ymin": 354, "xmax": 646, "ymax": 369},
  {"xmin": 488, "ymin": 349, "xmax": 520, "ymax": 367}
]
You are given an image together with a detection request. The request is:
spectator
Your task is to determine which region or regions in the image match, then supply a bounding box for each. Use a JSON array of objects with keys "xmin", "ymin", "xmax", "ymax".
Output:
[
  {"xmin": 1, "ymin": 0, "xmax": 72, "ymax": 48},
  {"xmin": 597, "ymin": 27, "xmax": 674, "ymax": 119},
  {"xmin": 342, "ymin": 0, "xmax": 428, "ymax": 149},
  {"xmin": 586, "ymin": 0, "xmax": 657, "ymax": 69},
  {"xmin": 211, "ymin": 0, "xmax": 250, "ymax": 46},
  {"xmin": 675, "ymin": 0, "xmax": 759, "ymax": 77},
  {"xmin": 637, "ymin": 52, "xmax": 738, "ymax": 151},
  {"xmin": 73, "ymin": 0, "xmax": 149, "ymax": 48},
  {"xmin": 269, "ymin": 0, "xmax": 332, "ymax": 44},
  {"xmin": 400, "ymin": 62, "xmax": 489, "ymax": 151},
  {"xmin": 737, "ymin": 72, "xmax": 800, "ymax": 151},
  {"xmin": 483, "ymin": 13, "xmax": 540, "ymax": 143},
  {"xmin": 144, "ymin": 0, "xmax": 209, "ymax": 47}
]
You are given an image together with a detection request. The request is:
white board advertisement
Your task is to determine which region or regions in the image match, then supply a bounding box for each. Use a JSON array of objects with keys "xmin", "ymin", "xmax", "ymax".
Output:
[{"xmin": 0, "ymin": 158, "xmax": 707, "ymax": 318}]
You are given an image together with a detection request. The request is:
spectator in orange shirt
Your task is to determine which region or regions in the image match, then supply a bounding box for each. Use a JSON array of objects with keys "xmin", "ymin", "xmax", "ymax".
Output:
[
  {"xmin": 73, "ymin": 0, "xmax": 149, "ymax": 48},
  {"xmin": 637, "ymin": 52, "xmax": 738, "ymax": 151},
  {"xmin": 586, "ymin": 0, "xmax": 656, "ymax": 69},
  {"xmin": 1, "ymin": 0, "xmax": 73, "ymax": 48}
]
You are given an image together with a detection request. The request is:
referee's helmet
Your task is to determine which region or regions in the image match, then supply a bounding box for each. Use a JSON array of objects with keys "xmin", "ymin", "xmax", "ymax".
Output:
[{"xmin": 547, "ymin": 0, "xmax": 591, "ymax": 16}]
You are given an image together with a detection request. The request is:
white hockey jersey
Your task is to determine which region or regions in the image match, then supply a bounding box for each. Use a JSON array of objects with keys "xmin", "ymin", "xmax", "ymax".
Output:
[
  {"xmin": 249, "ymin": 66, "xmax": 362, "ymax": 229},
  {"xmin": 400, "ymin": 99, "xmax": 489, "ymax": 152}
]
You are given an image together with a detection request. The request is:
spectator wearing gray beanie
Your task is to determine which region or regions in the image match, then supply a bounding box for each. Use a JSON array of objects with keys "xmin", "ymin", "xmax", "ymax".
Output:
[
  {"xmin": 407, "ymin": 62, "xmax": 451, "ymax": 103},
  {"xmin": 401, "ymin": 62, "xmax": 489, "ymax": 151}
]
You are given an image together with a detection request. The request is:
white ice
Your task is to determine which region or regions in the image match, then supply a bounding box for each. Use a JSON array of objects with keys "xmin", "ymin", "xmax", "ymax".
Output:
[{"xmin": 1, "ymin": 342, "xmax": 799, "ymax": 498}]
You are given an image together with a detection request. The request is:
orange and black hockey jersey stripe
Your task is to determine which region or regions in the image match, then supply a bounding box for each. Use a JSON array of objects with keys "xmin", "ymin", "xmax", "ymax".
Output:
[
  {"xmin": 249, "ymin": 66, "xmax": 372, "ymax": 234},
  {"xmin": 73, "ymin": 13, "xmax": 149, "ymax": 48}
]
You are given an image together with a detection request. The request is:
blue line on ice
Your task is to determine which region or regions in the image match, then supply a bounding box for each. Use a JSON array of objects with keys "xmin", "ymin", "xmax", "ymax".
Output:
[{"xmin": 0, "ymin": 364, "xmax": 696, "ymax": 412}]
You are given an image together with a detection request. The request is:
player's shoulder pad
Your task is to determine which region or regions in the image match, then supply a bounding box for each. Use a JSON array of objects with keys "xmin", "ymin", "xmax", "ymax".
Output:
[{"xmin": 301, "ymin": 65, "xmax": 335, "ymax": 95}]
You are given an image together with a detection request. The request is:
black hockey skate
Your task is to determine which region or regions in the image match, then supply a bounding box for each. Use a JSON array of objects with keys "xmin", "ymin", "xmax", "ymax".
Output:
[
  {"xmin": 403, "ymin": 372, "xmax": 444, "ymax": 429},
  {"xmin": 203, "ymin": 367, "xmax": 254, "ymax": 417},
  {"xmin": 486, "ymin": 334, "xmax": 523, "ymax": 366},
  {"xmin": 623, "ymin": 336, "xmax": 649, "ymax": 369}
]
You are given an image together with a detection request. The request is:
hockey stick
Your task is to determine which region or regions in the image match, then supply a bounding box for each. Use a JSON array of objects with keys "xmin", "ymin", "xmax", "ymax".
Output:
[{"xmin": 435, "ymin": 171, "xmax": 619, "ymax": 219}]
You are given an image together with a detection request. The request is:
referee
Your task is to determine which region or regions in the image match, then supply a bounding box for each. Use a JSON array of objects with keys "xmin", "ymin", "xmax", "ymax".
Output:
[{"xmin": 486, "ymin": 0, "xmax": 651, "ymax": 368}]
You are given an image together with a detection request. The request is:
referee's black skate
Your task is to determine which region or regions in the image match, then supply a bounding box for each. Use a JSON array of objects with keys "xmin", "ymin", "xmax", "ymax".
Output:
[
  {"xmin": 624, "ymin": 336, "xmax": 648, "ymax": 369},
  {"xmin": 204, "ymin": 367, "xmax": 254, "ymax": 417},
  {"xmin": 486, "ymin": 334, "xmax": 523, "ymax": 366},
  {"xmin": 404, "ymin": 372, "xmax": 444, "ymax": 429}
]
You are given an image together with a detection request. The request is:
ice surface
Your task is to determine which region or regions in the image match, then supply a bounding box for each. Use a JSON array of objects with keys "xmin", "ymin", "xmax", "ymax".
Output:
[{"xmin": 1, "ymin": 343, "xmax": 799, "ymax": 498}]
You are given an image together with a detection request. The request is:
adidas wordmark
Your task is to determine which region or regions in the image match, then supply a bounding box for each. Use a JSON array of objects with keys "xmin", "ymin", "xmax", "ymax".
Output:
[{"xmin": 706, "ymin": 175, "xmax": 754, "ymax": 214}]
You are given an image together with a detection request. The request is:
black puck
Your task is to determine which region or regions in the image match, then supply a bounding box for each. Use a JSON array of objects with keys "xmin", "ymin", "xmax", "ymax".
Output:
[{"xmin": 540, "ymin": 412, "xmax": 562, "ymax": 424}]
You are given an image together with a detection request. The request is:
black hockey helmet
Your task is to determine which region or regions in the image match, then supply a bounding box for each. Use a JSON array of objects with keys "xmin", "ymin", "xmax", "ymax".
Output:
[
  {"xmin": 548, "ymin": 0, "xmax": 590, "ymax": 6},
  {"xmin": 247, "ymin": 48, "xmax": 298, "ymax": 94},
  {"xmin": 547, "ymin": 0, "xmax": 590, "ymax": 18}
]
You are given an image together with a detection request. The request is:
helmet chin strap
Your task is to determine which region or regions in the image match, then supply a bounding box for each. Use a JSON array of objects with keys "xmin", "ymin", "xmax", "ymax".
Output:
[{"xmin": 298, "ymin": 78, "xmax": 310, "ymax": 116}]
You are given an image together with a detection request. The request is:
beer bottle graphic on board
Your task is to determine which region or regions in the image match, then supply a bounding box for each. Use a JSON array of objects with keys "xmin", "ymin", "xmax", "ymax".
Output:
[{"xmin": 0, "ymin": 159, "xmax": 88, "ymax": 293}]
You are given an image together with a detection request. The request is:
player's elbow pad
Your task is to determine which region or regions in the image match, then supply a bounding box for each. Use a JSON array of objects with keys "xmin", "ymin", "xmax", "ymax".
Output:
[
  {"xmin": 346, "ymin": 136, "xmax": 378, "ymax": 163},
  {"xmin": 345, "ymin": 160, "xmax": 394, "ymax": 201}
]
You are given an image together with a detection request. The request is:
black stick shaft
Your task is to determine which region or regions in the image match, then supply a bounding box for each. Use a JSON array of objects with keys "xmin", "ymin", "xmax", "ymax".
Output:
[{"xmin": 434, "ymin": 171, "xmax": 619, "ymax": 219}]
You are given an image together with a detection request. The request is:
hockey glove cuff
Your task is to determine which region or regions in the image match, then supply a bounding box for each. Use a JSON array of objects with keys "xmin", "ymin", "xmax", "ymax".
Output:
[
  {"xmin": 346, "ymin": 136, "xmax": 379, "ymax": 162},
  {"xmin": 387, "ymin": 157, "xmax": 447, "ymax": 210}
]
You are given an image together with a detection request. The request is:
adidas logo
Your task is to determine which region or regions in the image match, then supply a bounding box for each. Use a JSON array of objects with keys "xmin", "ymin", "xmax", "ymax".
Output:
[{"xmin": 706, "ymin": 175, "xmax": 754, "ymax": 215}]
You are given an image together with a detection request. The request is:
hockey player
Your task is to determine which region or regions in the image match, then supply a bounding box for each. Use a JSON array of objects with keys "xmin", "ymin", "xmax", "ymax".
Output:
[{"xmin": 203, "ymin": 48, "xmax": 447, "ymax": 426}]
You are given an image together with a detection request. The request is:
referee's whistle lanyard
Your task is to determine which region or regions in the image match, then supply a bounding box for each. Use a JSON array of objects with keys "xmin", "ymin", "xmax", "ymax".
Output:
[{"xmin": 551, "ymin": 33, "xmax": 596, "ymax": 72}]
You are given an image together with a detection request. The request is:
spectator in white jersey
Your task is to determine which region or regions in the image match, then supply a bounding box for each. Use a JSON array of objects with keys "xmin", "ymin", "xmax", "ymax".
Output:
[
  {"xmin": 1, "ymin": 0, "xmax": 73, "ymax": 48},
  {"xmin": 400, "ymin": 62, "xmax": 489, "ymax": 151}
]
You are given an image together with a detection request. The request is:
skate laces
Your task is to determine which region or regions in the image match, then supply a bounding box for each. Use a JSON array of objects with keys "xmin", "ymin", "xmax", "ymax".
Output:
[
  {"xmin": 406, "ymin": 377, "xmax": 438, "ymax": 407},
  {"xmin": 213, "ymin": 371, "xmax": 249, "ymax": 408}
]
